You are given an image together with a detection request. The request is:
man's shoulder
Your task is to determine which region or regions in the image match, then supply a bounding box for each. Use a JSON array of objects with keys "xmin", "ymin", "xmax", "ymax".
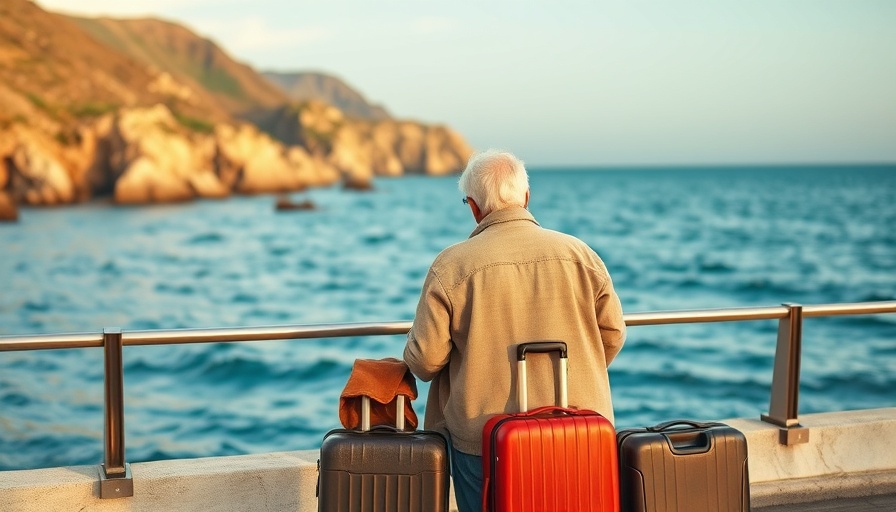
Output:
[
  {"xmin": 430, "ymin": 238, "xmax": 475, "ymax": 269},
  {"xmin": 539, "ymin": 228, "xmax": 613, "ymax": 275},
  {"xmin": 539, "ymin": 227, "xmax": 600, "ymax": 254},
  {"xmin": 539, "ymin": 226, "xmax": 587, "ymax": 244},
  {"xmin": 432, "ymin": 225, "xmax": 603, "ymax": 270}
]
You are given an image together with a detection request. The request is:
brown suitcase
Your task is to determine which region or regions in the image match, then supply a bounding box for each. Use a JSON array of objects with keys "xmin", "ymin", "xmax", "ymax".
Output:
[
  {"xmin": 317, "ymin": 396, "xmax": 450, "ymax": 512},
  {"xmin": 616, "ymin": 420, "xmax": 750, "ymax": 512}
]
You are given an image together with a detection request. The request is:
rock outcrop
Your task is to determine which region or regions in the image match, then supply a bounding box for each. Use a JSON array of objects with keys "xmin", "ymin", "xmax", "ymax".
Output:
[
  {"xmin": 0, "ymin": 101, "xmax": 470, "ymax": 206},
  {"xmin": 214, "ymin": 122, "xmax": 338, "ymax": 195},
  {"xmin": 1, "ymin": 124, "xmax": 76, "ymax": 205},
  {"xmin": 89, "ymin": 105, "xmax": 223, "ymax": 203},
  {"xmin": 266, "ymin": 101, "xmax": 473, "ymax": 184},
  {"xmin": 0, "ymin": 192, "xmax": 17, "ymax": 222},
  {"xmin": 0, "ymin": 104, "xmax": 346, "ymax": 206}
]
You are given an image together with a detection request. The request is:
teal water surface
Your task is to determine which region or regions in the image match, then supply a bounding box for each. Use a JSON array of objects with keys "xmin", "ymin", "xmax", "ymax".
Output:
[{"xmin": 1, "ymin": 165, "xmax": 894, "ymax": 470}]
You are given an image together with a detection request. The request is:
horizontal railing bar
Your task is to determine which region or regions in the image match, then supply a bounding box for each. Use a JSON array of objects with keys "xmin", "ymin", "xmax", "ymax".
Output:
[
  {"xmin": 0, "ymin": 332, "xmax": 104, "ymax": 351},
  {"xmin": 621, "ymin": 301, "xmax": 896, "ymax": 326},
  {"xmin": 1, "ymin": 301, "xmax": 893, "ymax": 352},
  {"xmin": 803, "ymin": 301, "xmax": 896, "ymax": 318},
  {"xmin": 122, "ymin": 321, "xmax": 415, "ymax": 346},
  {"xmin": 623, "ymin": 305, "xmax": 789, "ymax": 326}
]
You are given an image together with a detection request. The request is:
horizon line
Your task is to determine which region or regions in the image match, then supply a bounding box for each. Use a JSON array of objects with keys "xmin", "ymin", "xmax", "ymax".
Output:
[{"xmin": 524, "ymin": 161, "xmax": 896, "ymax": 171}]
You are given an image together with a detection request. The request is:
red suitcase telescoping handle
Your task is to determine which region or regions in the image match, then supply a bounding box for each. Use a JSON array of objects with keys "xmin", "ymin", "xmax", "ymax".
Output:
[{"xmin": 516, "ymin": 341, "xmax": 568, "ymax": 412}]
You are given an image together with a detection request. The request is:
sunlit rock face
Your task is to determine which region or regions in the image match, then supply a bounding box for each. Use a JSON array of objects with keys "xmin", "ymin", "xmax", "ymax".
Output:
[
  {"xmin": 263, "ymin": 101, "xmax": 474, "ymax": 184},
  {"xmin": 93, "ymin": 105, "xmax": 218, "ymax": 204},
  {"xmin": 0, "ymin": 101, "xmax": 470, "ymax": 206},
  {"xmin": 99, "ymin": 106, "xmax": 344, "ymax": 203},
  {"xmin": 1, "ymin": 125, "xmax": 75, "ymax": 205},
  {"xmin": 214, "ymin": 122, "xmax": 338, "ymax": 196}
]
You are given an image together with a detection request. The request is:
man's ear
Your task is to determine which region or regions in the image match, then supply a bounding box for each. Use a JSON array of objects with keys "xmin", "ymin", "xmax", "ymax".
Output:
[{"xmin": 468, "ymin": 197, "xmax": 484, "ymax": 223}]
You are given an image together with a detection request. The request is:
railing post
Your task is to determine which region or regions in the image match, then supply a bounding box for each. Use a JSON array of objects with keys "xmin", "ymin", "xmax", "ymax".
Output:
[
  {"xmin": 761, "ymin": 304, "xmax": 810, "ymax": 445},
  {"xmin": 98, "ymin": 327, "xmax": 133, "ymax": 498}
]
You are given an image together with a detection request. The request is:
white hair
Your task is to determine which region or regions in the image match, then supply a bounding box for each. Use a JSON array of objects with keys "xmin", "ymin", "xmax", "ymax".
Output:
[{"xmin": 458, "ymin": 149, "xmax": 529, "ymax": 216}]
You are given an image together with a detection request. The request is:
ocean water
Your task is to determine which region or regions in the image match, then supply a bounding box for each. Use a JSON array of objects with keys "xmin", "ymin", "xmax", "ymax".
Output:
[{"xmin": 1, "ymin": 165, "xmax": 894, "ymax": 471}]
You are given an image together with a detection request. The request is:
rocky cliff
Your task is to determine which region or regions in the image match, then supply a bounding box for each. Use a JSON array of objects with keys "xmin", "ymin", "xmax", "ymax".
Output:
[
  {"xmin": 259, "ymin": 101, "xmax": 470, "ymax": 183},
  {"xmin": 262, "ymin": 71, "xmax": 391, "ymax": 122},
  {"xmin": 0, "ymin": 0, "xmax": 472, "ymax": 214},
  {"xmin": 1, "ymin": 104, "xmax": 341, "ymax": 206},
  {"xmin": 68, "ymin": 15, "xmax": 289, "ymax": 119}
]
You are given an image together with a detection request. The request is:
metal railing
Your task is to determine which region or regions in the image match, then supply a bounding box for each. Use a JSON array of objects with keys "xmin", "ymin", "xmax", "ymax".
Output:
[{"xmin": 1, "ymin": 300, "xmax": 894, "ymax": 499}]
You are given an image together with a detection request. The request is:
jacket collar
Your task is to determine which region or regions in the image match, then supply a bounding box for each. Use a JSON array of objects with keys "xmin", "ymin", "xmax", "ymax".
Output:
[{"xmin": 469, "ymin": 205, "xmax": 540, "ymax": 238}]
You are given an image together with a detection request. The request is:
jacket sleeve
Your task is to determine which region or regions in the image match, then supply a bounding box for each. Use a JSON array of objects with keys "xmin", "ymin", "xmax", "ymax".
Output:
[
  {"xmin": 596, "ymin": 279, "xmax": 626, "ymax": 366},
  {"xmin": 403, "ymin": 269, "xmax": 453, "ymax": 382}
]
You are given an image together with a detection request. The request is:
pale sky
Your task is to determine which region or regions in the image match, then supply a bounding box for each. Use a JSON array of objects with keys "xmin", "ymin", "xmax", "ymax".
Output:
[{"xmin": 37, "ymin": 0, "xmax": 896, "ymax": 166}]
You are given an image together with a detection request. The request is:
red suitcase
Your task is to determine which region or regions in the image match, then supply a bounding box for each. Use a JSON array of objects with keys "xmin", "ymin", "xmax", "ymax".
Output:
[{"xmin": 482, "ymin": 342, "xmax": 620, "ymax": 512}]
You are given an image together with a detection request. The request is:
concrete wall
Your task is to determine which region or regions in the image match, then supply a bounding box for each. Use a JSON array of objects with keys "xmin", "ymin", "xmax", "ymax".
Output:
[
  {"xmin": 0, "ymin": 447, "xmax": 458, "ymax": 512},
  {"xmin": 1, "ymin": 408, "xmax": 894, "ymax": 511},
  {"xmin": 727, "ymin": 407, "xmax": 896, "ymax": 507}
]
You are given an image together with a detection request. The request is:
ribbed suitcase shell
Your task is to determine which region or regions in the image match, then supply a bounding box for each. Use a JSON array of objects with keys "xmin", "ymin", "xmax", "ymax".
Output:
[
  {"xmin": 482, "ymin": 342, "xmax": 620, "ymax": 512},
  {"xmin": 483, "ymin": 408, "xmax": 620, "ymax": 512},
  {"xmin": 318, "ymin": 427, "xmax": 449, "ymax": 512},
  {"xmin": 616, "ymin": 421, "xmax": 750, "ymax": 512}
]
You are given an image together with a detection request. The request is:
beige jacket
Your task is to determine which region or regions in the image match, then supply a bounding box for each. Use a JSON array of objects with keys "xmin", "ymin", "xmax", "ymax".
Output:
[{"xmin": 403, "ymin": 206, "xmax": 626, "ymax": 455}]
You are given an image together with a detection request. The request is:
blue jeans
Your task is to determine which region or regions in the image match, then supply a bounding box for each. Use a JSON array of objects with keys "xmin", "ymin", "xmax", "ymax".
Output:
[{"xmin": 451, "ymin": 445, "xmax": 484, "ymax": 512}]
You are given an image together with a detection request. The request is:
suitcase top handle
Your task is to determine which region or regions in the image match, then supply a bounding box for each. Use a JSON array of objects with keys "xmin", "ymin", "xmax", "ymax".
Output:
[
  {"xmin": 663, "ymin": 431, "xmax": 714, "ymax": 455},
  {"xmin": 516, "ymin": 341, "xmax": 568, "ymax": 361},
  {"xmin": 647, "ymin": 419, "xmax": 726, "ymax": 432}
]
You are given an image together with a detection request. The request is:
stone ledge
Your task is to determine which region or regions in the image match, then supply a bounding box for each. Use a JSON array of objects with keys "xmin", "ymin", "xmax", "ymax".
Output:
[
  {"xmin": 2, "ymin": 409, "xmax": 894, "ymax": 511},
  {"xmin": 751, "ymin": 469, "xmax": 896, "ymax": 508},
  {"xmin": 0, "ymin": 449, "xmax": 457, "ymax": 512},
  {"xmin": 725, "ymin": 407, "xmax": 896, "ymax": 484}
]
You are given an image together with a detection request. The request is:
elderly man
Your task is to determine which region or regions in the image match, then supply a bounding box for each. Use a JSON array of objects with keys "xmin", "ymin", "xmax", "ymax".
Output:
[{"xmin": 403, "ymin": 149, "xmax": 626, "ymax": 512}]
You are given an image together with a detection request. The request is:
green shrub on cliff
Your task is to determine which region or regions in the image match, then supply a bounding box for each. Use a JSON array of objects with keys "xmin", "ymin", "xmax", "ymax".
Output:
[
  {"xmin": 70, "ymin": 102, "xmax": 118, "ymax": 118},
  {"xmin": 174, "ymin": 113, "xmax": 215, "ymax": 134}
]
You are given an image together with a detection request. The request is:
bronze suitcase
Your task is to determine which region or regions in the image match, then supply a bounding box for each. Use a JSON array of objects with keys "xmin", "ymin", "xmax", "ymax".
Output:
[{"xmin": 317, "ymin": 396, "xmax": 450, "ymax": 512}]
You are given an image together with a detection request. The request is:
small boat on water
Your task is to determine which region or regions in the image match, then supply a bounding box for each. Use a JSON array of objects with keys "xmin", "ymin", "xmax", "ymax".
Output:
[
  {"xmin": 275, "ymin": 195, "xmax": 317, "ymax": 211},
  {"xmin": 341, "ymin": 176, "xmax": 374, "ymax": 191}
]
